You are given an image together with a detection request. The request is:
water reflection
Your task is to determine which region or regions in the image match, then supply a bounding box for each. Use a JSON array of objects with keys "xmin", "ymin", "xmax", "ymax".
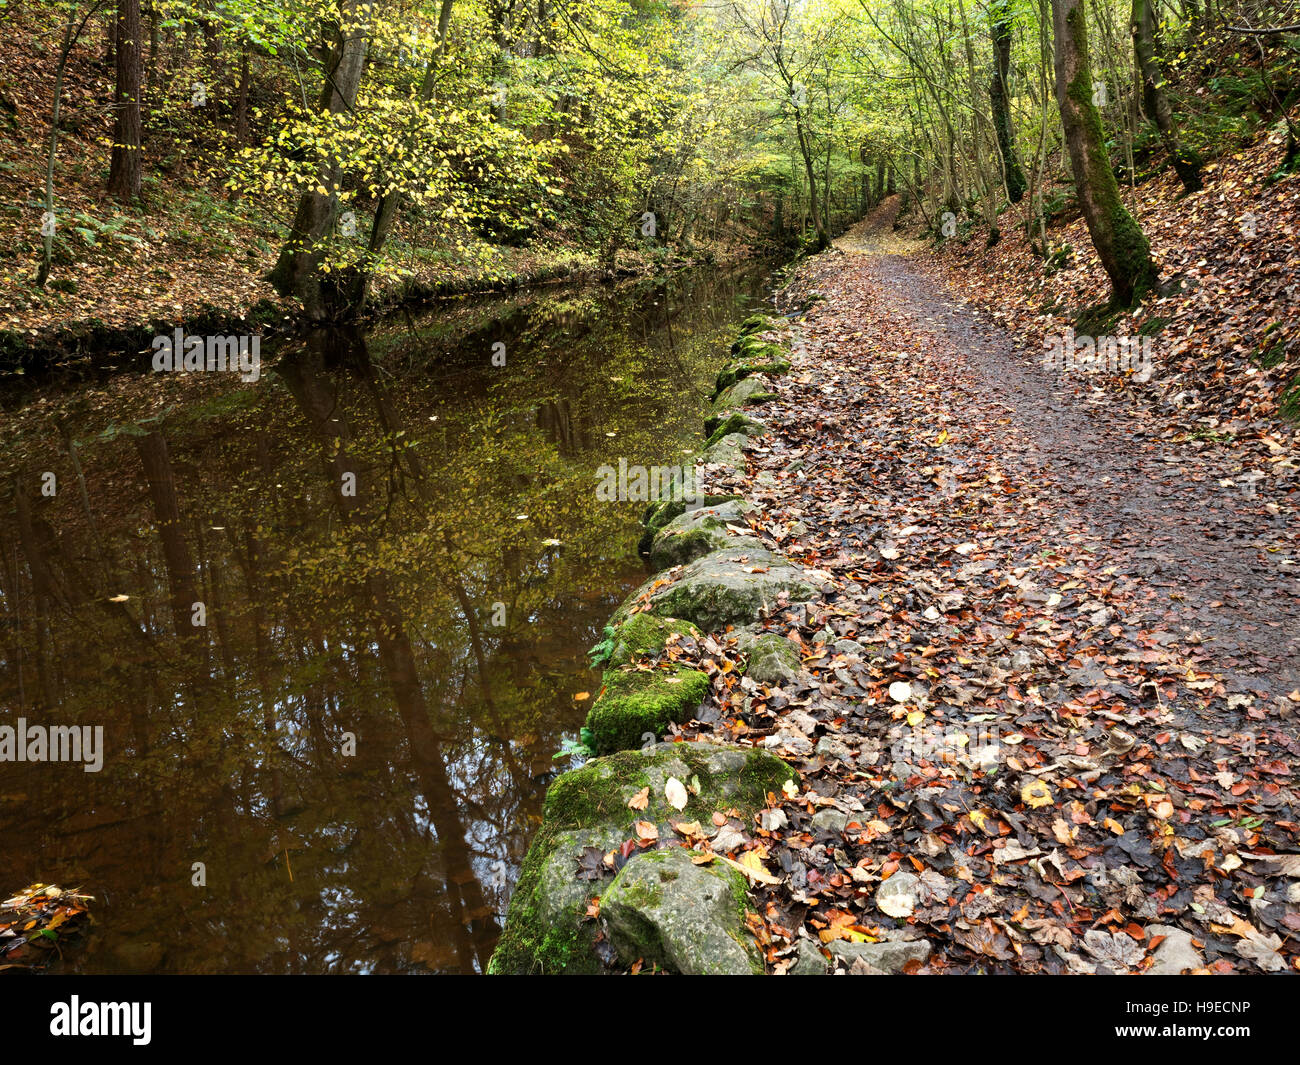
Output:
[{"xmin": 0, "ymin": 263, "xmax": 772, "ymax": 972}]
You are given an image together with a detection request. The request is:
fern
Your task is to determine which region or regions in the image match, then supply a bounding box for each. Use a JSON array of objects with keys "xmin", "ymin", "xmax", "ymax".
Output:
[{"xmin": 588, "ymin": 625, "xmax": 617, "ymax": 670}]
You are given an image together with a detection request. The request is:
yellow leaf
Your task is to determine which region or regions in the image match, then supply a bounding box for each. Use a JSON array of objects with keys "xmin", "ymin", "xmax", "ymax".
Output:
[
  {"xmin": 717, "ymin": 852, "xmax": 780, "ymax": 885},
  {"xmin": 1021, "ymin": 781, "xmax": 1054, "ymax": 809}
]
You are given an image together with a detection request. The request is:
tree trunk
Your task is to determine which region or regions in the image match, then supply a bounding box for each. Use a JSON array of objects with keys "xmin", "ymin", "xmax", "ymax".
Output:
[
  {"xmin": 990, "ymin": 3, "xmax": 1027, "ymax": 202},
  {"xmin": 266, "ymin": 0, "xmax": 370, "ymax": 320},
  {"xmin": 107, "ymin": 0, "xmax": 143, "ymax": 202},
  {"xmin": 134, "ymin": 431, "xmax": 202, "ymax": 647},
  {"xmin": 1052, "ymin": 0, "xmax": 1158, "ymax": 307},
  {"xmin": 1132, "ymin": 0, "xmax": 1201, "ymax": 191},
  {"xmin": 343, "ymin": 0, "xmax": 454, "ymax": 314},
  {"xmin": 795, "ymin": 113, "xmax": 829, "ymax": 249},
  {"xmin": 234, "ymin": 46, "xmax": 250, "ymax": 144}
]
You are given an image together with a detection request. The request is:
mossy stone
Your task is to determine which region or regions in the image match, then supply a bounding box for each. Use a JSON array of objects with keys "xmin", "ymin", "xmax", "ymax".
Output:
[
  {"xmin": 743, "ymin": 632, "xmax": 803, "ymax": 686},
  {"xmin": 648, "ymin": 501, "xmax": 761, "ymax": 571},
  {"xmin": 584, "ymin": 667, "xmax": 710, "ymax": 754},
  {"xmin": 489, "ymin": 743, "xmax": 796, "ymax": 975},
  {"xmin": 696, "ymin": 433, "xmax": 747, "ymax": 473},
  {"xmin": 601, "ymin": 847, "xmax": 762, "ymax": 974},
  {"xmin": 714, "ymin": 356, "xmax": 791, "ymax": 398},
  {"xmin": 605, "ymin": 613, "xmax": 700, "ymax": 669},
  {"xmin": 637, "ymin": 494, "xmax": 744, "ymax": 556},
  {"xmin": 711, "ymin": 375, "xmax": 770, "ymax": 414},
  {"xmin": 704, "ymin": 412, "xmax": 765, "ymax": 449}
]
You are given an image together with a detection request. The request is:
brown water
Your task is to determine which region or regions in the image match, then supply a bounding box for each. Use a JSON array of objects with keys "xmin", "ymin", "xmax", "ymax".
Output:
[{"xmin": 0, "ymin": 263, "xmax": 774, "ymax": 973}]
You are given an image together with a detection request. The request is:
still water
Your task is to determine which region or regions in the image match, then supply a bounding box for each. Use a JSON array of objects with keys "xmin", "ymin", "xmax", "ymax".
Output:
[{"xmin": 0, "ymin": 262, "xmax": 773, "ymax": 972}]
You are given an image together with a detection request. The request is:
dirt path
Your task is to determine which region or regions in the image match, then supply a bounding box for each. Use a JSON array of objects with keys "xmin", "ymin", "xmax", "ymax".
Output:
[
  {"xmin": 832, "ymin": 200, "xmax": 1300, "ymax": 708},
  {"xmin": 713, "ymin": 200, "xmax": 1300, "ymax": 974}
]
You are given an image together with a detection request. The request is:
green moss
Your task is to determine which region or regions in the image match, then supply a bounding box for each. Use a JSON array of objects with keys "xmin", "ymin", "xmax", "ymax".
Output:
[
  {"xmin": 616, "ymin": 864, "xmax": 669, "ymax": 909},
  {"xmin": 584, "ymin": 667, "xmax": 711, "ymax": 753},
  {"xmin": 542, "ymin": 760, "xmax": 645, "ymax": 831},
  {"xmin": 704, "ymin": 412, "xmax": 764, "ymax": 449},
  {"xmin": 1250, "ymin": 323, "xmax": 1287, "ymax": 369},
  {"xmin": 486, "ymin": 827, "xmax": 603, "ymax": 975},
  {"xmin": 728, "ymin": 336, "xmax": 786, "ymax": 361},
  {"xmin": 704, "ymin": 394, "xmax": 778, "ymax": 437},
  {"xmin": 1062, "ymin": 18, "xmax": 1157, "ymax": 308},
  {"xmin": 702, "ymin": 414, "xmax": 727, "ymax": 438},
  {"xmin": 738, "ymin": 314, "xmax": 775, "ymax": 336},
  {"xmin": 714, "ymin": 356, "xmax": 791, "ymax": 397},
  {"xmin": 649, "ymin": 526, "xmax": 717, "ymax": 569},
  {"xmin": 714, "ymin": 860, "xmax": 758, "ymax": 958},
  {"xmin": 1073, "ymin": 303, "xmax": 1121, "ymax": 336},
  {"xmin": 1252, "ymin": 344, "xmax": 1285, "ymax": 370},
  {"xmin": 542, "ymin": 744, "xmax": 793, "ymax": 830},
  {"xmin": 731, "ymin": 332, "xmax": 774, "ymax": 353},
  {"xmin": 1280, "ymin": 379, "xmax": 1300, "ymax": 422},
  {"xmin": 638, "ymin": 494, "xmax": 743, "ymax": 556},
  {"xmin": 606, "ymin": 613, "xmax": 700, "ymax": 669},
  {"xmin": 735, "ymin": 747, "xmax": 797, "ymax": 807},
  {"xmin": 1137, "ymin": 316, "xmax": 1168, "ymax": 337},
  {"xmin": 490, "ymin": 745, "xmax": 795, "ymax": 974}
]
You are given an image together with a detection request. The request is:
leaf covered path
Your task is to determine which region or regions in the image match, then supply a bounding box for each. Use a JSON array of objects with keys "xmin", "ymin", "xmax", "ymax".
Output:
[
  {"xmin": 833, "ymin": 202, "xmax": 1300, "ymax": 708},
  {"xmin": 676, "ymin": 201, "xmax": 1300, "ymax": 973}
]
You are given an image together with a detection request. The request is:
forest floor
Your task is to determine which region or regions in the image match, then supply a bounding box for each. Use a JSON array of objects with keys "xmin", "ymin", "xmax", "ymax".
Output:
[{"xmin": 671, "ymin": 195, "xmax": 1300, "ymax": 974}]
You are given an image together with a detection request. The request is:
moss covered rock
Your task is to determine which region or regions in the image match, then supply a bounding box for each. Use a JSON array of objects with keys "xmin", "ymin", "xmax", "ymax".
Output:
[
  {"xmin": 619, "ymin": 546, "xmax": 820, "ymax": 632},
  {"xmin": 601, "ymin": 847, "xmax": 761, "ymax": 974},
  {"xmin": 705, "ymin": 378, "xmax": 779, "ymax": 437},
  {"xmin": 714, "ymin": 354, "xmax": 791, "ymax": 398},
  {"xmin": 604, "ymin": 613, "xmax": 700, "ymax": 670},
  {"xmin": 704, "ymin": 412, "xmax": 765, "ymax": 449},
  {"xmin": 696, "ymin": 432, "xmax": 748, "ymax": 474},
  {"xmin": 584, "ymin": 666, "xmax": 710, "ymax": 754},
  {"xmin": 637, "ymin": 493, "xmax": 744, "ymax": 557},
  {"xmin": 738, "ymin": 314, "xmax": 776, "ymax": 336},
  {"xmin": 648, "ymin": 500, "xmax": 761, "ymax": 571},
  {"xmin": 741, "ymin": 631, "xmax": 803, "ymax": 687},
  {"xmin": 730, "ymin": 334, "xmax": 785, "ymax": 359},
  {"xmin": 711, "ymin": 375, "xmax": 770, "ymax": 413},
  {"xmin": 488, "ymin": 742, "xmax": 796, "ymax": 975}
]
